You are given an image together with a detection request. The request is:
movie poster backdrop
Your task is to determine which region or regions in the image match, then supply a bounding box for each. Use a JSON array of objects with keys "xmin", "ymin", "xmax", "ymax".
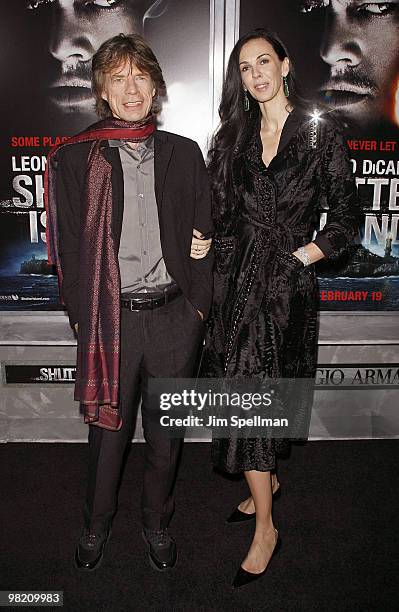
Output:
[
  {"xmin": 240, "ymin": 0, "xmax": 399, "ymax": 311},
  {"xmin": 0, "ymin": 0, "xmax": 211, "ymax": 311},
  {"xmin": 1, "ymin": 1, "xmax": 398, "ymax": 313}
]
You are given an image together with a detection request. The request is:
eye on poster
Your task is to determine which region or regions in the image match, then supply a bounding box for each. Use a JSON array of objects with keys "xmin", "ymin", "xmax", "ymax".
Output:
[{"xmin": 0, "ymin": 0, "xmax": 212, "ymax": 311}]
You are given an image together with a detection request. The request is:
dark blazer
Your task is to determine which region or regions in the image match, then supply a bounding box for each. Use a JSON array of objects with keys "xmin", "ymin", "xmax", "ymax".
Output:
[{"xmin": 56, "ymin": 130, "xmax": 214, "ymax": 327}]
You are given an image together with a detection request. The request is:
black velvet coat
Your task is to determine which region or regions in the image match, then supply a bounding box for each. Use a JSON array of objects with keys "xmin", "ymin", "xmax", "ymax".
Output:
[{"xmin": 202, "ymin": 108, "xmax": 361, "ymax": 473}]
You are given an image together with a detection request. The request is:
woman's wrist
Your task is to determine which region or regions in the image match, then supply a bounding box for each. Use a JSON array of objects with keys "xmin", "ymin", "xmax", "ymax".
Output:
[
  {"xmin": 293, "ymin": 242, "xmax": 325, "ymax": 266},
  {"xmin": 294, "ymin": 246, "xmax": 312, "ymax": 266}
]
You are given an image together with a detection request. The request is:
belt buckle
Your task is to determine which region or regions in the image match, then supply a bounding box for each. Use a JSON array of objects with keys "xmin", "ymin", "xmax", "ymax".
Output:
[{"xmin": 129, "ymin": 300, "xmax": 140, "ymax": 312}]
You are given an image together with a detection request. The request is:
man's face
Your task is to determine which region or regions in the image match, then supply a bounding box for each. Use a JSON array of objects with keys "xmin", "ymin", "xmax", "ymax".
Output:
[
  {"xmin": 27, "ymin": 0, "xmax": 153, "ymax": 115},
  {"xmin": 101, "ymin": 59, "xmax": 156, "ymax": 121},
  {"xmin": 299, "ymin": 0, "xmax": 399, "ymax": 123}
]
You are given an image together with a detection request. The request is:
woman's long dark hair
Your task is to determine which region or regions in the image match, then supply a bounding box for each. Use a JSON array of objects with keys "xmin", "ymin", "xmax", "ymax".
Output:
[{"xmin": 208, "ymin": 29, "xmax": 305, "ymax": 224}]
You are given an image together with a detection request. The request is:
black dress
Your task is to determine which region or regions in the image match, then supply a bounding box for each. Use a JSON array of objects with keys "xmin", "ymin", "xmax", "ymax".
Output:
[{"xmin": 202, "ymin": 108, "xmax": 361, "ymax": 473}]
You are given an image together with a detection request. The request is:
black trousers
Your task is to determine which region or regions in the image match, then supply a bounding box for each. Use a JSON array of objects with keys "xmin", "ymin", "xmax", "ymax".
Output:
[{"xmin": 83, "ymin": 295, "xmax": 204, "ymax": 532}]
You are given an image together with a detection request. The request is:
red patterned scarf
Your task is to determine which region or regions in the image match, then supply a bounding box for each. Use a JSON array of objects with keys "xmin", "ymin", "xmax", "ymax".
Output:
[{"xmin": 45, "ymin": 116, "xmax": 155, "ymax": 431}]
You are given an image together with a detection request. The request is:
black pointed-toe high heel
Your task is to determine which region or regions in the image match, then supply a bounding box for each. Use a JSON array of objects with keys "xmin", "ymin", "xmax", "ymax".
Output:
[
  {"xmin": 226, "ymin": 483, "xmax": 281, "ymax": 524},
  {"xmin": 226, "ymin": 506, "xmax": 256, "ymax": 524},
  {"xmin": 232, "ymin": 530, "xmax": 281, "ymax": 589}
]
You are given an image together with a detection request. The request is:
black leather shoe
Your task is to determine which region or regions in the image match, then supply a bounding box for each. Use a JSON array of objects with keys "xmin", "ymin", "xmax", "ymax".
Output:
[
  {"xmin": 74, "ymin": 528, "xmax": 110, "ymax": 572},
  {"xmin": 232, "ymin": 531, "xmax": 281, "ymax": 589},
  {"xmin": 226, "ymin": 485, "xmax": 281, "ymax": 524},
  {"xmin": 142, "ymin": 528, "xmax": 177, "ymax": 572},
  {"xmin": 226, "ymin": 507, "xmax": 256, "ymax": 524}
]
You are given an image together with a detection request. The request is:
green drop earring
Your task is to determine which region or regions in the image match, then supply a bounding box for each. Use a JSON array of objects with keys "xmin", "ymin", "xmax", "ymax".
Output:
[
  {"xmin": 243, "ymin": 89, "xmax": 250, "ymax": 112},
  {"xmin": 283, "ymin": 75, "xmax": 290, "ymax": 98}
]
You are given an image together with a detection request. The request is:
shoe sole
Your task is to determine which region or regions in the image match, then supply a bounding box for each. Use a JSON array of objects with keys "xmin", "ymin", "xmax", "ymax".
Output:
[{"xmin": 141, "ymin": 531, "xmax": 178, "ymax": 572}]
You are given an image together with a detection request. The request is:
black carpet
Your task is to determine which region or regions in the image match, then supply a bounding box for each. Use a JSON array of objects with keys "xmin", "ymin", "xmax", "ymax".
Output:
[{"xmin": 1, "ymin": 440, "xmax": 398, "ymax": 612}]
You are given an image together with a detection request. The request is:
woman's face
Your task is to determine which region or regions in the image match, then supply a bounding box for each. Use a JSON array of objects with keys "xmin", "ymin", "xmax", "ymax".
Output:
[{"xmin": 239, "ymin": 38, "xmax": 289, "ymax": 105}]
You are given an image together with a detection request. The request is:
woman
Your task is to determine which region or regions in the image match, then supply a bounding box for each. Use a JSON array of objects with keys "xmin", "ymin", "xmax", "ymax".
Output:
[{"xmin": 200, "ymin": 29, "xmax": 361, "ymax": 588}]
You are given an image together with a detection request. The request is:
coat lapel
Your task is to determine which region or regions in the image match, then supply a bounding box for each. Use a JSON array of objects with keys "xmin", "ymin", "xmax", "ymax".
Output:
[
  {"xmin": 242, "ymin": 108, "xmax": 306, "ymax": 175},
  {"xmin": 101, "ymin": 143, "xmax": 123, "ymax": 186},
  {"xmin": 100, "ymin": 142, "xmax": 124, "ymax": 243},
  {"xmin": 269, "ymin": 108, "xmax": 307, "ymax": 173},
  {"xmin": 153, "ymin": 131, "xmax": 174, "ymax": 212}
]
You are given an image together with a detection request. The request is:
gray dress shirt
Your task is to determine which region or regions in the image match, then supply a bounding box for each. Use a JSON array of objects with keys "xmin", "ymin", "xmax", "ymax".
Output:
[{"xmin": 109, "ymin": 137, "xmax": 174, "ymax": 294}]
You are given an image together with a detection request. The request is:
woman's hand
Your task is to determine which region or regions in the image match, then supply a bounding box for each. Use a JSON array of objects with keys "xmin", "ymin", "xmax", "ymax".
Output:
[{"xmin": 190, "ymin": 228, "xmax": 212, "ymax": 259}]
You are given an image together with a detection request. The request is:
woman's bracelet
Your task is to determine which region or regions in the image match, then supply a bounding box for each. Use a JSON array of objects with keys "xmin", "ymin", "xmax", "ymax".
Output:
[{"xmin": 296, "ymin": 246, "xmax": 312, "ymax": 266}]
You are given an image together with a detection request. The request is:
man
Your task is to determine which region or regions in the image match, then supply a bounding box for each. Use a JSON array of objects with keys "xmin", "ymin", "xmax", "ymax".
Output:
[
  {"xmin": 298, "ymin": 0, "xmax": 399, "ymax": 125},
  {"xmin": 45, "ymin": 33, "xmax": 213, "ymax": 572}
]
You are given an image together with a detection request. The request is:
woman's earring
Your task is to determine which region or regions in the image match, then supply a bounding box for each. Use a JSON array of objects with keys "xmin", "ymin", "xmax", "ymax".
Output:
[
  {"xmin": 243, "ymin": 89, "xmax": 250, "ymax": 112},
  {"xmin": 283, "ymin": 75, "xmax": 290, "ymax": 98}
]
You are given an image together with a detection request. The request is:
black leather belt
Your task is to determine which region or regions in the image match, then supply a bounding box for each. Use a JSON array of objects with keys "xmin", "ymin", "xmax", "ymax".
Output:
[{"xmin": 121, "ymin": 286, "xmax": 182, "ymax": 311}]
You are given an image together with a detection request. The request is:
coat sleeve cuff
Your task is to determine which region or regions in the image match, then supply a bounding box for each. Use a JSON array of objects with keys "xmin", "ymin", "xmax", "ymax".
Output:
[
  {"xmin": 66, "ymin": 308, "xmax": 78, "ymax": 329},
  {"xmin": 313, "ymin": 234, "xmax": 333, "ymax": 258},
  {"xmin": 62, "ymin": 294, "xmax": 78, "ymax": 327}
]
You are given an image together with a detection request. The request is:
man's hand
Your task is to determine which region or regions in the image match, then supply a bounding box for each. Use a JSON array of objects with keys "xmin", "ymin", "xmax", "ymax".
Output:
[
  {"xmin": 74, "ymin": 323, "xmax": 78, "ymax": 334},
  {"xmin": 190, "ymin": 228, "xmax": 212, "ymax": 259}
]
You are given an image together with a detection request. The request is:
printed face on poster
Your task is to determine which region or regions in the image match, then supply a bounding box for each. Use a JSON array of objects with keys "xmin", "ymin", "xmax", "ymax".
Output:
[
  {"xmin": 0, "ymin": 0, "xmax": 212, "ymax": 311},
  {"xmin": 1, "ymin": 0, "xmax": 398, "ymax": 312},
  {"xmin": 240, "ymin": 0, "xmax": 399, "ymax": 311}
]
